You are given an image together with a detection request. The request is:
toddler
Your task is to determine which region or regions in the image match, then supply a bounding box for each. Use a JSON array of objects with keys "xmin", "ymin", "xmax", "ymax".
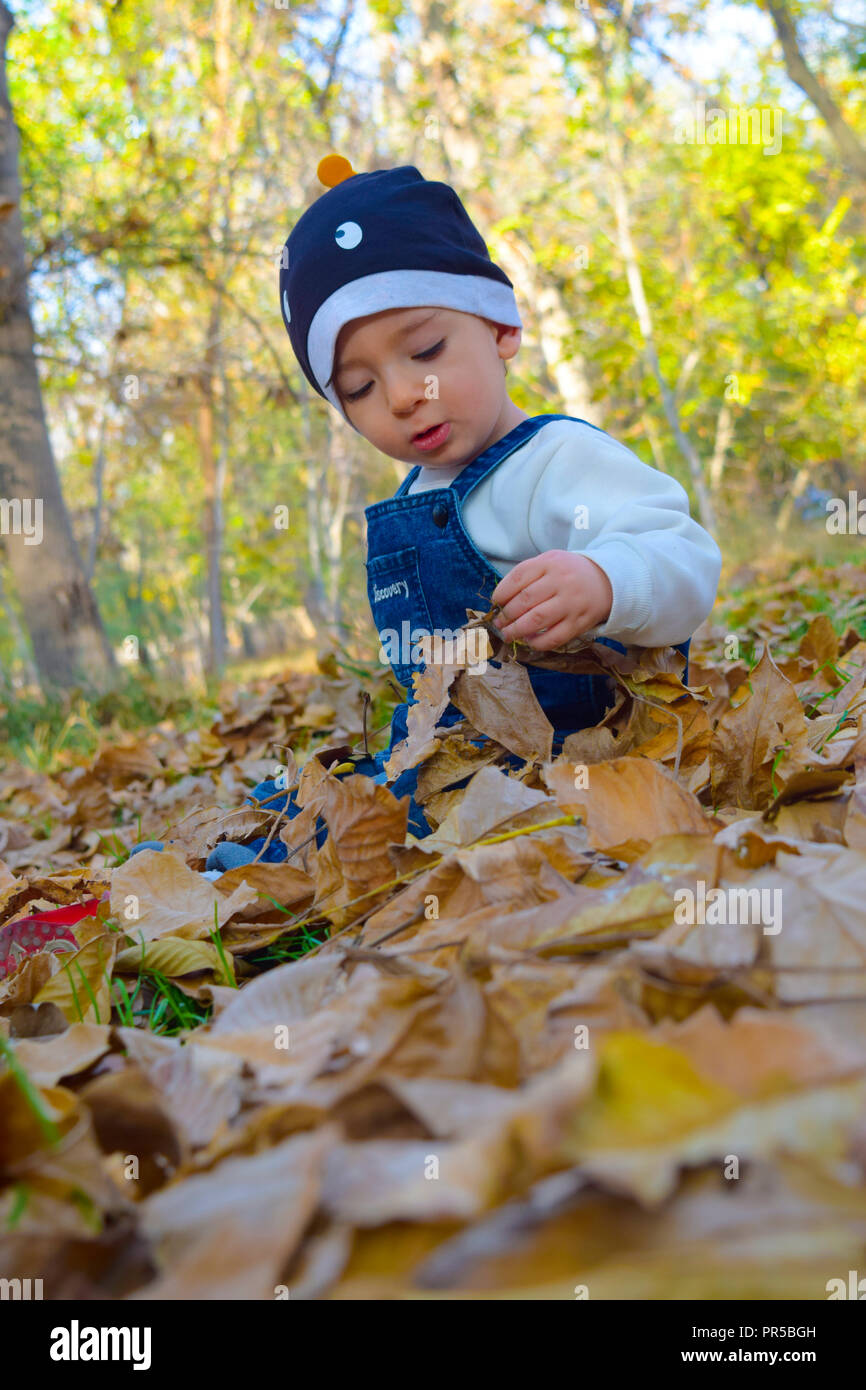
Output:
[{"xmin": 135, "ymin": 156, "xmax": 721, "ymax": 872}]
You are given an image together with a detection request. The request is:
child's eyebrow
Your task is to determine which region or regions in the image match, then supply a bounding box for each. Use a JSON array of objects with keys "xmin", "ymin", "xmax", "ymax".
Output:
[{"xmin": 334, "ymin": 310, "xmax": 440, "ymax": 379}]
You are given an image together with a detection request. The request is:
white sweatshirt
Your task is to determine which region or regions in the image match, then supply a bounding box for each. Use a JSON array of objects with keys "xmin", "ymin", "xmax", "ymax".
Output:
[{"xmin": 406, "ymin": 417, "xmax": 721, "ymax": 647}]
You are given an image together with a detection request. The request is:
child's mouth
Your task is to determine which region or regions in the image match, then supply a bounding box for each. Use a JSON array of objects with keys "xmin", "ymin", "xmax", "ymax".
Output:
[{"xmin": 413, "ymin": 421, "xmax": 451, "ymax": 451}]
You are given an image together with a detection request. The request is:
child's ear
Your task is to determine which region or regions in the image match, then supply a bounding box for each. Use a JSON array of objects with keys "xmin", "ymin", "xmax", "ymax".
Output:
[{"xmin": 495, "ymin": 322, "xmax": 522, "ymax": 362}]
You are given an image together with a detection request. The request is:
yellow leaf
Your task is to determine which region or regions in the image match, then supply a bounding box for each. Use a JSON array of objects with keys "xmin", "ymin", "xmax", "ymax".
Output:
[
  {"xmin": 115, "ymin": 934, "xmax": 235, "ymax": 985},
  {"xmin": 571, "ymin": 1031, "xmax": 739, "ymax": 1151},
  {"xmin": 34, "ymin": 934, "xmax": 117, "ymax": 1025}
]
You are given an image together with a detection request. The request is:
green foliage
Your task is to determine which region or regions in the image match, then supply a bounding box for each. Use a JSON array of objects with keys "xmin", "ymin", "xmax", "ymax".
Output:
[
  {"xmin": 247, "ymin": 924, "xmax": 328, "ymax": 967},
  {"xmin": 0, "ymin": 1034, "xmax": 62, "ymax": 1147},
  {"xmin": 137, "ymin": 971, "xmax": 212, "ymax": 1036},
  {"xmin": 2, "ymin": 0, "xmax": 864, "ymax": 693},
  {"xmin": 0, "ymin": 667, "xmax": 202, "ymax": 773}
]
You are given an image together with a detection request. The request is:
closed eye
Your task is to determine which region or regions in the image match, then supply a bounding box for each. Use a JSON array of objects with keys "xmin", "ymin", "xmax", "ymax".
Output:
[
  {"xmin": 343, "ymin": 339, "xmax": 446, "ymax": 403},
  {"xmin": 414, "ymin": 338, "xmax": 445, "ymax": 361}
]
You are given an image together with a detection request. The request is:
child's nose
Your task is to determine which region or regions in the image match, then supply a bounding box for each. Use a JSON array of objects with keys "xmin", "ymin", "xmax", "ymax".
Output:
[{"xmin": 384, "ymin": 369, "xmax": 426, "ymax": 414}]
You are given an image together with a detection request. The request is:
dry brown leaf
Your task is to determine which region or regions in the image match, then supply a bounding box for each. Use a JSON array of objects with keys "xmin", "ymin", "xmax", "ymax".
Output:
[
  {"xmin": 131, "ymin": 1127, "xmax": 335, "ymax": 1299},
  {"xmin": 33, "ymin": 932, "xmax": 118, "ymax": 1025},
  {"xmin": 384, "ymin": 636, "xmax": 469, "ymax": 779},
  {"xmin": 710, "ymin": 644, "xmax": 811, "ymax": 810},
  {"xmin": 418, "ymin": 765, "xmax": 556, "ymax": 852},
  {"xmin": 450, "ymin": 659, "xmax": 554, "ymax": 762},
  {"xmin": 843, "ymin": 753, "xmax": 866, "ymax": 849},
  {"xmin": 109, "ymin": 849, "xmax": 259, "ymax": 943},
  {"xmin": 544, "ymin": 756, "xmax": 715, "ymax": 855},
  {"xmin": 9, "ymin": 1022, "xmax": 112, "ymax": 1086},
  {"xmin": 298, "ymin": 771, "xmax": 408, "ymax": 893}
]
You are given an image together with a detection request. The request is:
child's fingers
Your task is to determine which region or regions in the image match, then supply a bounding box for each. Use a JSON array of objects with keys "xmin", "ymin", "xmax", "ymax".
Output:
[
  {"xmin": 499, "ymin": 598, "xmax": 563, "ymax": 641},
  {"xmin": 520, "ymin": 617, "xmax": 580, "ymax": 651},
  {"xmin": 495, "ymin": 574, "xmax": 559, "ymax": 626},
  {"xmin": 491, "ymin": 555, "xmax": 549, "ymax": 608}
]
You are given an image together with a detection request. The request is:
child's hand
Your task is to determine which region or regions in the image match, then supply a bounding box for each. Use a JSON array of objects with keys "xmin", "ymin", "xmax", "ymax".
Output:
[{"xmin": 491, "ymin": 550, "xmax": 613, "ymax": 651}]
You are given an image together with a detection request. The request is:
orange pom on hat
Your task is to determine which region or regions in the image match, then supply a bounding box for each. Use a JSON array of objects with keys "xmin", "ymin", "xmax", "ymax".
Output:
[{"xmin": 317, "ymin": 154, "xmax": 356, "ymax": 188}]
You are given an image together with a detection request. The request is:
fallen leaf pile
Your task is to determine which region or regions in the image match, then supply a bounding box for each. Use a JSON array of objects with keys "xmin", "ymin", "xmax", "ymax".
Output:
[{"xmin": 2, "ymin": 561, "xmax": 866, "ymax": 1299}]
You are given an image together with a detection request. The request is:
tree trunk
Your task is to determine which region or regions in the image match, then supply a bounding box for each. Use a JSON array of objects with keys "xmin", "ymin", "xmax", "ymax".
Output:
[
  {"xmin": 0, "ymin": 0, "xmax": 116, "ymax": 695},
  {"xmin": 764, "ymin": 0, "xmax": 866, "ymax": 182},
  {"xmin": 197, "ymin": 0, "xmax": 234, "ymax": 680},
  {"xmin": 776, "ymin": 463, "xmax": 812, "ymax": 533},
  {"xmin": 324, "ymin": 418, "xmax": 353, "ymax": 637},
  {"xmin": 297, "ymin": 374, "xmax": 329, "ymax": 632},
  {"xmin": 604, "ymin": 132, "xmax": 718, "ymax": 534},
  {"xmin": 709, "ymin": 399, "xmax": 735, "ymax": 493},
  {"xmin": 406, "ymin": 0, "xmax": 601, "ymax": 424},
  {"xmin": 86, "ymin": 295, "xmax": 128, "ymax": 583},
  {"xmin": 86, "ymin": 406, "xmax": 107, "ymax": 583},
  {"xmin": 487, "ymin": 232, "xmax": 601, "ymax": 423},
  {"xmin": 197, "ymin": 299, "xmax": 226, "ymax": 680},
  {"xmin": 641, "ymin": 412, "xmax": 669, "ymax": 475},
  {"xmin": 0, "ymin": 560, "xmax": 38, "ymax": 688}
]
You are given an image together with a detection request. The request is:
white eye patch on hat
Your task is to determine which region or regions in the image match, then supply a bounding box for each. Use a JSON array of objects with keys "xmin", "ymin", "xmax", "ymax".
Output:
[{"xmin": 335, "ymin": 221, "xmax": 363, "ymax": 249}]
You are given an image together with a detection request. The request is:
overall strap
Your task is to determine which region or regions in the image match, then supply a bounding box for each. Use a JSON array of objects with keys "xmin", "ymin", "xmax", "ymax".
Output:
[
  {"xmin": 390, "ymin": 414, "xmax": 604, "ymax": 501},
  {"xmin": 394, "ymin": 466, "xmax": 421, "ymax": 497},
  {"xmin": 449, "ymin": 415, "xmax": 572, "ymax": 501}
]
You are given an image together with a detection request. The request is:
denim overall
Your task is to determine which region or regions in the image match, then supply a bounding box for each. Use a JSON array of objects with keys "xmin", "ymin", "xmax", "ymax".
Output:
[{"xmin": 133, "ymin": 414, "xmax": 689, "ymax": 870}]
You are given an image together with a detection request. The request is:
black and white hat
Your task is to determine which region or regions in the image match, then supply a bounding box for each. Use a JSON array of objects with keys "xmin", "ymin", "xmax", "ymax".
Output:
[{"xmin": 278, "ymin": 156, "xmax": 522, "ymax": 426}]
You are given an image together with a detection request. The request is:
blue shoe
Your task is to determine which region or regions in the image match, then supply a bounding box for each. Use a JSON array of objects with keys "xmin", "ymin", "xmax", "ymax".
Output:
[
  {"xmin": 129, "ymin": 759, "xmax": 411, "ymax": 878},
  {"xmin": 204, "ymin": 836, "xmax": 293, "ymax": 872},
  {"xmin": 243, "ymin": 775, "xmax": 329, "ymax": 852},
  {"xmin": 128, "ymin": 837, "xmax": 228, "ymax": 880},
  {"xmin": 246, "ymin": 776, "xmax": 293, "ymax": 815}
]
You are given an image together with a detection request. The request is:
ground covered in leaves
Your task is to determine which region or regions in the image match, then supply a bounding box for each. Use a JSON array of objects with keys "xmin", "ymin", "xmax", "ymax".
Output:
[{"xmin": 2, "ymin": 561, "xmax": 866, "ymax": 1299}]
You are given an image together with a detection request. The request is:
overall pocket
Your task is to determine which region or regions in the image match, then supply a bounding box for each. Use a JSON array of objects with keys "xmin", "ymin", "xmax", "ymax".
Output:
[{"xmin": 366, "ymin": 546, "xmax": 436, "ymax": 691}]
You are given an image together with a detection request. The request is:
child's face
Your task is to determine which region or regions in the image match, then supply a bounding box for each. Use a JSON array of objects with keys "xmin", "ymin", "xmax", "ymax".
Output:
[{"xmin": 331, "ymin": 306, "xmax": 523, "ymax": 468}]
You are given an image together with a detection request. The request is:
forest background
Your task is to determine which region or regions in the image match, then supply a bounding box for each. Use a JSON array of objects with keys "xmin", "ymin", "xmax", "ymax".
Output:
[{"xmin": 0, "ymin": 0, "xmax": 864, "ymax": 754}]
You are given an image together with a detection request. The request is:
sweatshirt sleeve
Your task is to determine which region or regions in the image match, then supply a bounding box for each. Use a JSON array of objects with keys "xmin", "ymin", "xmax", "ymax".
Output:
[{"xmin": 524, "ymin": 424, "xmax": 722, "ymax": 647}]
